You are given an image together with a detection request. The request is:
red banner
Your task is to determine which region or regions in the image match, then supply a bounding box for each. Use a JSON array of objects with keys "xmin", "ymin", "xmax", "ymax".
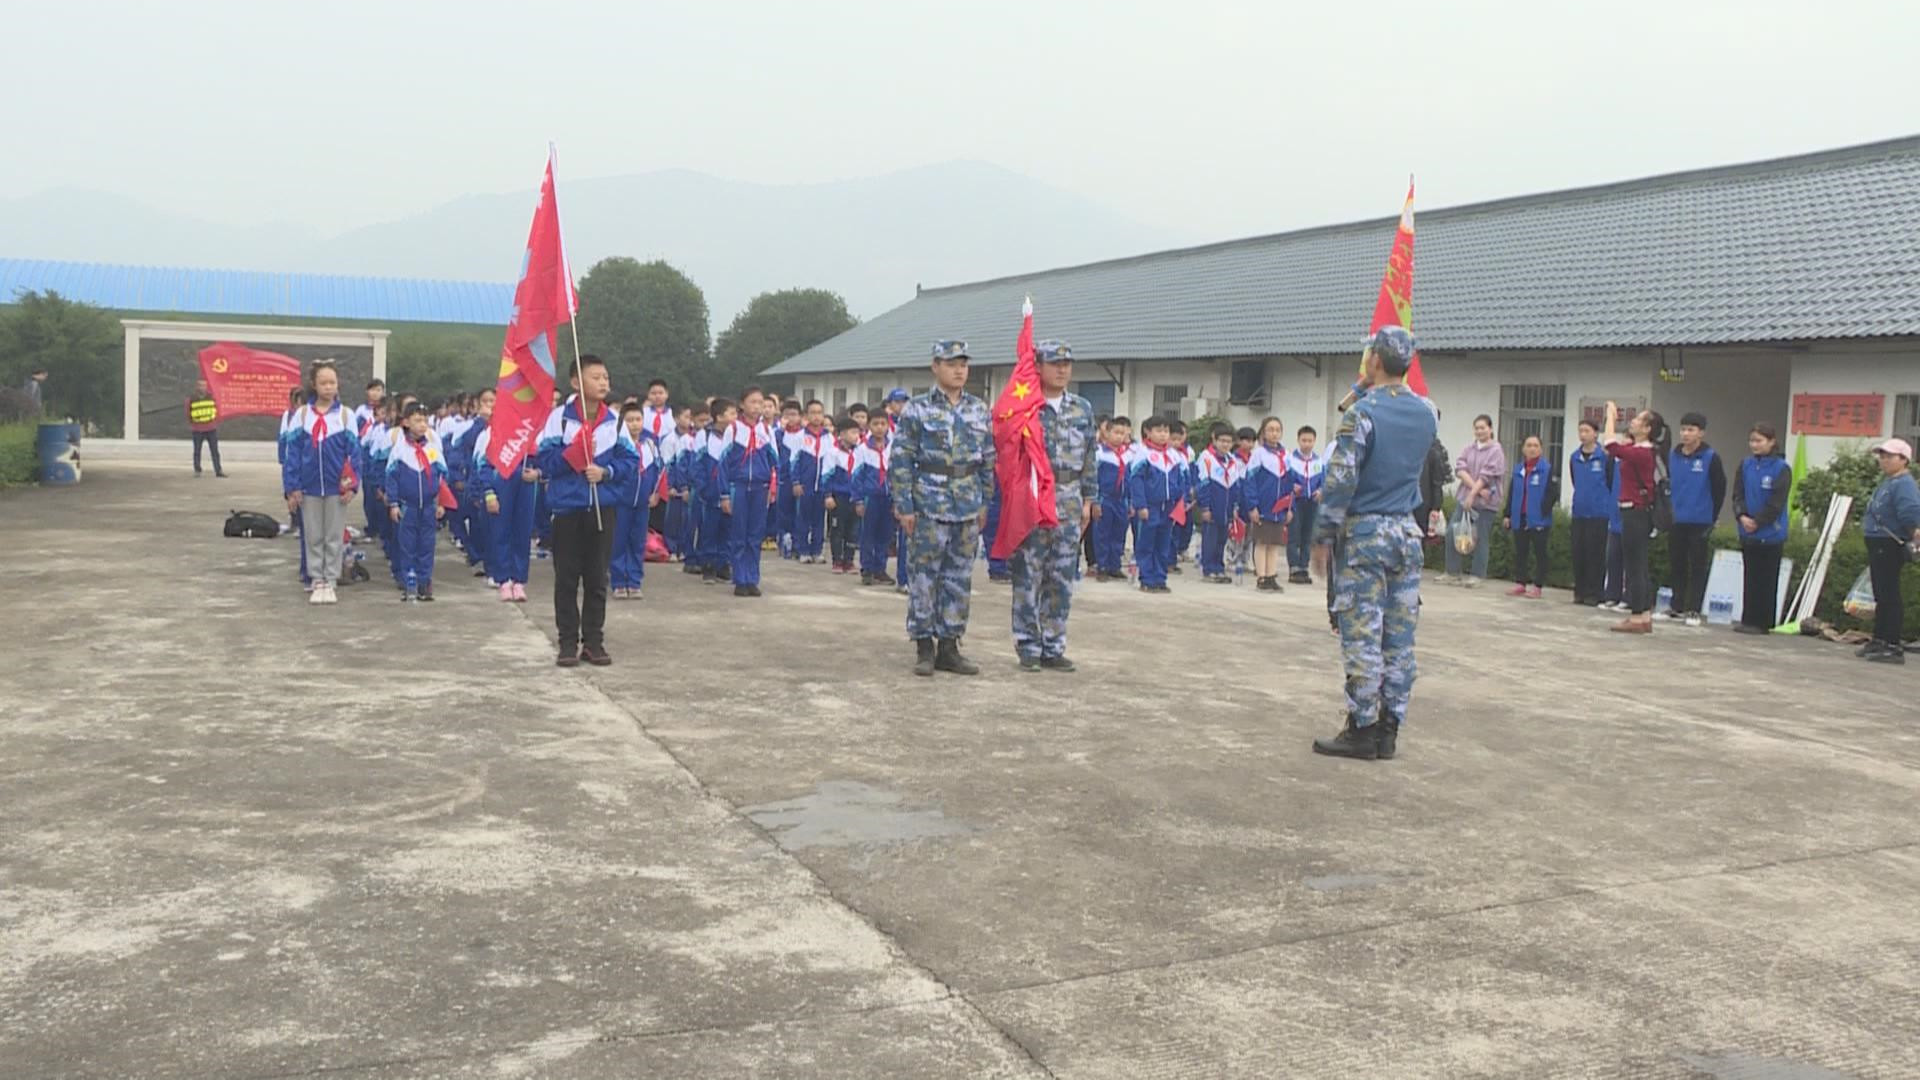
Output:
[
  {"xmin": 1791, "ymin": 393, "xmax": 1883, "ymax": 437},
  {"xmin": 196, "ymin": 342, "xmax": 303, "ymax": 420},
  {"xmin": 1356, "ymin": 181, "xmax": 1425, "ymax": 395},
  {"xmin": 487, "ymin": 147, "xmax": 578, "ymax": 476},
  {"xmin": 989, "ymin": 298, "xmax": 1058, "ymax": 559}
]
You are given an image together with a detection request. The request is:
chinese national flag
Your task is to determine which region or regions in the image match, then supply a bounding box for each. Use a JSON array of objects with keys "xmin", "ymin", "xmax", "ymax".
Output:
[
  {"xmin": 990, "ymin": 297, "xmax": 1057, "ymax": 559},
  {"xmin": 1356, "ymin": 180, "xmax": 1426, "ymax": 395},
  {"xmin": 486, "ymin": 146, "xmax": 579, "ymax": 475}
]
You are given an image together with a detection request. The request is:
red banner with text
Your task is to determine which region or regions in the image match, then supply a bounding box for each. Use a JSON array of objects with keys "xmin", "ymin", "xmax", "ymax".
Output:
[{"xmin": 196, "ymin": 342, "xmax": 304, "ymax": 420}]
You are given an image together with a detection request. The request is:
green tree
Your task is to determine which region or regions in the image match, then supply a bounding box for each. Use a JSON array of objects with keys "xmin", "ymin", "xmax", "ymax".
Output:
[
  {"xmin": 386, "ymin": 324, "xmax": 498, "ymax": 400},
  {"xmin": 713, "ymin": 288, "xmax": 857, "ymax": 397},
  {"xmin": 571, "ymin": 257, "xmax": 710, "ymax": 401},
  {"xmin": 0, "ymin": 289, "xmax": 123, "ymax": 433},
  {"xmin": 1797, "ymin": 442, "xmax": 1920, "ymax": 528}
]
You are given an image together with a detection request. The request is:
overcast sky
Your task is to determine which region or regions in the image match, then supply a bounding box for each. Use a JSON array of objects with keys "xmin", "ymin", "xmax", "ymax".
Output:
[{"xmin": 3, "ymin": 0, "xmax": 1915, "ymax": 244}]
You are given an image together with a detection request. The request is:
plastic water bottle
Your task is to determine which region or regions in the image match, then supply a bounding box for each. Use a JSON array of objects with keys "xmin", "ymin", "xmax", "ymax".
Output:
[
  {"xmin": 405, "ymin": 569, "xmax": 418, "ymax": 601},
  {"xmin": 1708, "ymin": 595, "xmax": 1734, "ymax": 624},
  {"xmin": 1656, "ymin": 585, "xmax": 1674, "ymax": 613},
  {"xmin": 1234, "ymin": 560, "xmax": 1245, "ymax": 587}
]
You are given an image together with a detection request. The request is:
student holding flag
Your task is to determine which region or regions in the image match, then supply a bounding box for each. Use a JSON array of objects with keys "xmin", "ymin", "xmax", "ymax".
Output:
[{"xmin": 532, "ymin": 356, "xmax": 637, "ymax": 668}]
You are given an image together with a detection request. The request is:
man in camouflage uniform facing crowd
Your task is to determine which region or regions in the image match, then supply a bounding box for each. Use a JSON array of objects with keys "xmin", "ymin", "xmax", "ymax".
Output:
[
  {"xmin": 892, "ymin": 340, "xmax": 996, "ymax": 677},
  {"xmin": 1010, "ymin": 340, "xmax": 1098, "ymax": 672},
  {"xmin": 1313, "ymin": 326, "xmax": 1436, "ymax": 760}
]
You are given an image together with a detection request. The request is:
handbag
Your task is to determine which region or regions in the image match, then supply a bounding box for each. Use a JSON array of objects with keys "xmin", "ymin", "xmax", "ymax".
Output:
[{"xmin": 1451, "ymin": 505, "xmax": 1478, "ymax": 555}]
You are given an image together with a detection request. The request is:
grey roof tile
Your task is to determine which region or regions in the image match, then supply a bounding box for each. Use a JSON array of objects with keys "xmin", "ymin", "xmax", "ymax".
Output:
[{"xmin": 768, "ymin": 136, "xmax": 1920, "ymax": 375}]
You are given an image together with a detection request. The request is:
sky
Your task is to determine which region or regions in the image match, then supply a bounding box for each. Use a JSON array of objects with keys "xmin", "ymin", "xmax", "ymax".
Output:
[{"xmin": 2, "ymin": 0, "xmax": 1916, "ymax": 244}]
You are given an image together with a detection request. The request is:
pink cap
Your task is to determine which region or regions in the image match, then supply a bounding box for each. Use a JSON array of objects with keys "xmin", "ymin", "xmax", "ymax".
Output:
[{"xmin": 1873, "ymin": 437, "xmax": 1914, "ymax": 459}]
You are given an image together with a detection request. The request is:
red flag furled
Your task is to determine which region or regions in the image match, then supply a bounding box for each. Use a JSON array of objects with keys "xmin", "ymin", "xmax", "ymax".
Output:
[
  {"xmin": 1355, "ymin": 180, "xmax": 1425, "ymax": 395},
  {"xmin": 990, "ymin": 297, "xmax": 1058, "ymax": 559},
  {"xmin": 196, "ymin": 343, "xmax": 303, "ymax": 419},
  {"xmin": 486, "ymin": 146, "xmax": 579, "ymax": 475}
]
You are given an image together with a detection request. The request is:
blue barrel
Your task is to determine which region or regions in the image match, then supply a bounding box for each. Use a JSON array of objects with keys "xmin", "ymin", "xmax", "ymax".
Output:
[{"xmin": 36, "ymin": 423, "xmax": 81, "ymax": 486}]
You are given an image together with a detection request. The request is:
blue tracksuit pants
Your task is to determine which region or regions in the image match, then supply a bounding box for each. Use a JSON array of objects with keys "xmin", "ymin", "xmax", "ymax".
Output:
[
  {"xmin": 395, "ymin": 504, "xmax": 437, "ymax": 590},
  {"xmin": 1094, "ymin": 500, "xmax": 1129, "ymax": 573},
  {"xmin": 612, "ymin": 499, "xmax": 651, "ymax": 589},
  {"xmin": 1136, "ymin": 511, "xmax": 1172, "ymax": 587},
  {"xmin": 729, "ymin": 481, "xmax": 768, "ymax": 586},
  {"xmin": 488, "ymin": 478, "xmax": 535, "ymax": 585},
  {"xmin": 860, "ymin": 493, "xmax": 893, "ymax": 577}
]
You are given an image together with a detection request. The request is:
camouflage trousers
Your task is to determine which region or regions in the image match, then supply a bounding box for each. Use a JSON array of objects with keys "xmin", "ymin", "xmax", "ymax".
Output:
[
  {"xmin": 1329, "ymin": 514, "xmax": 1424, "ymax": 728},
  {"xmin": 1010, "ymin": 520, "xmax": 1083, "ymax": 660},
  {"xmin": 906, "ymin": 517, "xmax": 980, "ymax": 641}
]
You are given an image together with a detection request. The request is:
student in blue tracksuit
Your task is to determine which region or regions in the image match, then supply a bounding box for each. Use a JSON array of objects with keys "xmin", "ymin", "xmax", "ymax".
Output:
[
  {"xmin": 674, "ymin": 406, "xmax": 706, "ymax": 573},
  {"xmin": 473, "ymin": 422, "xmax": 537, "ymax": 604},
  {"xmin": 852, "ymin": 412, "xmax": 894, "ymax": 585},
  {"xmin": 819, "ymin": 417, "xmax": 861, "ymax": 573},
  {"xmin": 696, "ymin": 400, "xmax": 737, "ymax": 585},
  {"xmin": 1242, "ymin": 416, "xmax": 1297, "ymax": 593},
  {"xmin": 532, "ymin": 358, "xmax": 639, "ymax": 667},
  {"xmin": 438, "ymin": 399, "xmax": 473, "ymax": 557},
  {"xmin": 1092, "ymin": 418, "xmax": 1133, "ymax": 581},
  {"xmin": 723, "ymin": 388, "xmax": 779, "ymax": 597},
  {"xmin": 773, "ymin": 399, "xmax": 803, "ymax": 559},
  {"xmin": 283, "ymin": 364, "xmax": 361, "ymax": 605},
  {"xmin": 1194, "ymin": 422, "xmax": 1243, "ymax": 583},
  {"xmin": 1567, "ymin": 419, "xmax": 1615, "ymax": 606},
  {"xmin": 351, "ymin": 379, "xmax": 387, "ymax": 552},
  {"xmin": 1165, "ymin": 420, "xmax": 1193, "ymax": 571},
  {"xmin": 1732, "ymin": 422, "xmax": 1792, "ymax": 633},
  {"xmin": 1666, "ymin": 411, "xmax": 1727, "ymax": 626},
  {"xmin": 384, "ymin": 402, "xmax": 447, "ymax": 602},
  {"xmin": 1286, "ymin": 427, "xmax": 1326, "ymax": 584},
  {"xmin": 1129, "ymin": 417, "xmax": 1183, "ymax": 593},
  {"xmin": 786, "ymin": 404, "xmax": 832, "ymax": 563},
  {"xmin": 1503, "ymin": 435, "xmax": 1558, "ymax": 598},
  {"xmin": 610, "ymin": 403, "xmax": 664, "ymax": 599},
  {"xmin": 278, "ymin": 387, "xmax": 312, "ymax": 588},
  {"xmin": 451, "ymin": 390, "xmax": 494, "ymax": 575}
]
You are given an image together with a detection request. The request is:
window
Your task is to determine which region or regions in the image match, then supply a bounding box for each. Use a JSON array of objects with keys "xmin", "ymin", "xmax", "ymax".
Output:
[
  {"xmin": 1500, "ymin": 384, "xmax": 1567, "ymax": 476},
  {"xmin": 966, "ymin": 369, "xmax": 990, "ymax": 398},
  {"xmin": 831, "ymin": 388, "xmax": 848, "ymax": 415},
  {"xmin": 1152, "ymin": 384, "xmax": 1188, "ymax": 420},
  {"xmin": 1228, "ymin": 360, "xmax": 1269, "ymax": 407},
  {"xmin": 1071, "ymin": 380, "xmax": 1117, "ymax": 417},
  {"xmin": 911, "ymin": 385, "xmax": 930, "ymax": 398},
  {"xmin": 1894, "ymin": 394, "xmax": 1920, "ymax": 449}
]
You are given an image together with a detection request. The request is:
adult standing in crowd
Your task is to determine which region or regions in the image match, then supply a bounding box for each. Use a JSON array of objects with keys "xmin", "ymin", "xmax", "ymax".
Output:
[
  {"xmin": 1567, "ymin": 419, "xmax": 1614, "ymax": 606},
  {"xmin": 1008, "ymin": 340, "xmax": 1097, "ymax": 672},
  {"xmin": 1312, "ymin": 327, "xmax": 1436, "ymax": 761},
  {"xmin": 186, "ymin": 377, "xmax": 226, "ymax": 478},
  {"xmin": 1732, "ymin": 422, "xmax": 1791, "ymax": 634},
  {"xmin": 1666, "ymin": 412, "xmax": 1726, "ymax": 627},
  {"xmin": 1604, "ymin": 401, "xmax": 1668, "ymax": 635},
  {"xmin": 893, "ymin": 341, "xmax": 995, "ymax": 677},
  {"xmin": 1441, "ymin": 414, "xmax": 1504, "ymax": 587},
  {"xmin": 1858, "ymin": 438, "xmax": 1920, "ymax": 664}
]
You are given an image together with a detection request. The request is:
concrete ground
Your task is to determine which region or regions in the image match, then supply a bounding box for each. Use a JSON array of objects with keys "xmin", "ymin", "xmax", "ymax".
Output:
[{"xmin": 3, "ymin": 459, "xmax": 1917, "ymax": 1080}]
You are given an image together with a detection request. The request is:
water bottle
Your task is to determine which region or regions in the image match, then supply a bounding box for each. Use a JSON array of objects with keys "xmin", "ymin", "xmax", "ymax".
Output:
[
  {"xmin": 1234, "ymin": 560, "xmax": 1245, "ymax": 587},
  {"xmin": 1656, "ymin": 585, "xmax": 1673, "ymax": 614},
  {"xmin": 405, "ymin": 568, "xmax": 418, "ymax": 601},
  {"xmin": 1708, "ymin": 595, "xmax": 1734, "ymax": 624}
]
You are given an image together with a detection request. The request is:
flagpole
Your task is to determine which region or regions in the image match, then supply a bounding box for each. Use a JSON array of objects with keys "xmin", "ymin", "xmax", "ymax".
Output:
[{"xmin": 550, "ymin": 142, "xmax": 602, "ymax": 532}]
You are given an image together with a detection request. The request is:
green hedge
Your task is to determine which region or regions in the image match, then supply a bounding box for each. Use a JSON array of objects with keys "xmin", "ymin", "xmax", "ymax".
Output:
[
  {"xmin": 0, "ymin": 422, "xmax": 36, "ymax": 487},
  {"xmin": 1421, "ymin": 500, "xmax": 1920, "ymax": 638}
]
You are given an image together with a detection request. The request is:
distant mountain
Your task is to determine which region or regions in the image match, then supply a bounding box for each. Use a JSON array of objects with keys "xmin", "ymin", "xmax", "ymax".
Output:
[{"xmin": 0, "ymin": 163, "xmax": 1180, "ymax": 323}]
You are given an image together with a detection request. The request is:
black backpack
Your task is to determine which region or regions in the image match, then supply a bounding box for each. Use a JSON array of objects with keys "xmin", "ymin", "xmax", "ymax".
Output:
[
  {"xmin": 224, "ymin": 510, "xmax": 282, "ymax": 539},
  {"xmin": 1645, "ymin": 455, "xmax": 1674, "ymax": 533}
]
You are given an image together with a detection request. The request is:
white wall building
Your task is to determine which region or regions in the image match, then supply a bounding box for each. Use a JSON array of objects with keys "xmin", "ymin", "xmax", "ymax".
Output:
[{"xmin": 768, "ymin": 137, "xmax": 1920, "ymax": 500}]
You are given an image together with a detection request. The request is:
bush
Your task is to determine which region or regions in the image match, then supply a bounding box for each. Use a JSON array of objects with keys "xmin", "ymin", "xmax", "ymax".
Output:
[
  {"xmin": 1186, "ymin": 414, "xmax": 1230, "ymax": 451},
  {"xmin": 0, "ymin": 422, "xmax": 36, "ymax": 487},
  {"xmin": 1797, "ymin": 443, "xmax": 1920, "ymax": 528},
  {"xmin": 1419, "ymin": 496, "xmax": 1920, "ymax": 637}
]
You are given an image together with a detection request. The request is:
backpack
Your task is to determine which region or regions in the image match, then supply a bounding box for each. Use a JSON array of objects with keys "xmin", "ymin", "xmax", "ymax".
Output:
[
  {"xmin": 224, "ymin": 509, "xmax": 282, "ymax": 539},
  {"xmin": 1647, "ymin": 454, "xmax": 1674, "ymax": 533}
]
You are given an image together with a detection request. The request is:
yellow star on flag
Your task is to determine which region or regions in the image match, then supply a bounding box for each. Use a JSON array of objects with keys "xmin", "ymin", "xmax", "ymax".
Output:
[{"xmin": 1010, "ymin": 381, "xmax": 1033, "ymax": 400}]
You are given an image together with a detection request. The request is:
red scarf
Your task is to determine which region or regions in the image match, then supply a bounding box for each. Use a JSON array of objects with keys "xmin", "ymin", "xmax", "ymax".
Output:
[{"xmin": 1521, "ymin": 456, "xmax": 1542, "ymax": 517}]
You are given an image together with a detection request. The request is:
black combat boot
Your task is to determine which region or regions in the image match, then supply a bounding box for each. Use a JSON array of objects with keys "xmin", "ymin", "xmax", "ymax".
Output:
[
  {"xmin": 913, "ymin": 638, "xmax": 937, "ymax": 677},
  {"xmin": 935, "ymin": 638, "xmax": 980, "ymax": 675},
  {"xmin": 1312, "ymin": 717, "xmax": 1379, "ymax": 760},
  {"xmin": 1374, "ymin": 719, "xmax": 1399, "ymax": 760}
]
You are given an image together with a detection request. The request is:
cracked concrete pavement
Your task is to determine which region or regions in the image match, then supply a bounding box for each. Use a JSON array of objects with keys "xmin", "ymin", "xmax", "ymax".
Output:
[{"xmin": 2, "ymin": 459, "xmax": 1916, "ymax": 1079}]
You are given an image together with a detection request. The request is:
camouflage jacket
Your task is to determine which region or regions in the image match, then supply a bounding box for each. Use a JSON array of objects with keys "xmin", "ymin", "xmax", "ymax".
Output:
[
  {"xmin": 1039, "ymin": 392, "xmax": 1099, "ymax": 521},
  {"xmin": 891, "ymin": 389, "xmax": 996, "ymax": 521}
]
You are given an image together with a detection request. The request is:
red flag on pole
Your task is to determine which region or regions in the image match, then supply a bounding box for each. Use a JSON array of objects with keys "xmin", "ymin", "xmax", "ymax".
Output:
[
  {"xmin": 486, "ymin": 147, "xmax": 578, "ymax": 475},
  {"xmin": 989, "ymin": 297, "xmax": 1058, "ymax": 559},
  {"xmin": 1355, "ymin": 180, "xmax": 1424, "ymax": 395}
]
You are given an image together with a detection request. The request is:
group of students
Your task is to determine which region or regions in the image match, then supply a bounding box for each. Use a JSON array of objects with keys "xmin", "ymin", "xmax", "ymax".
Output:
[{"xmin": 1431, "ymin": 408, "xmax": 1808, "ymax": 636}]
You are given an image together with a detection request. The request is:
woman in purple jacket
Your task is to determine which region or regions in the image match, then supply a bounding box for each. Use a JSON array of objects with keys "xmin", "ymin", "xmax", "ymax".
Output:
[{"xmin": 1440, "ymin": 414, "xmax": 1506, "ymax": 587}]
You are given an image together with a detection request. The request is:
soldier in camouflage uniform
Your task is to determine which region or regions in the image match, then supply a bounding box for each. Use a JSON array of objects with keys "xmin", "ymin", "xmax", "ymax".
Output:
[
  {"xmin": 1010, "ymin": 341, "xmax": 1099, "ymax": 672},
  {"xmin": 892, "ymin": 340, "xmax": 997, "ymax": 677},
  {"xmin": 1312, "ymin": 326, "xmax": 1437, "ymax": 760}
]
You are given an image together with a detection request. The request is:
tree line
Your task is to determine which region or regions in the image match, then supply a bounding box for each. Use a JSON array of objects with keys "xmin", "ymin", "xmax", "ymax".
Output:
[{"xmin": 0, "ymin": 257, "xmax": 858, "ymax": 431}]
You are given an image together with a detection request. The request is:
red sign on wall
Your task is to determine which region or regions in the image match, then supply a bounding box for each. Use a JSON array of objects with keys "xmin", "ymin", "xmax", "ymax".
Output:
[
  {"xmin": 197, "ymin": 342, "xmax": 305, "ymax": 420},
  {"xmin": 1791, "ymin": 394, "xmax": 1884, "ymax": 437}
]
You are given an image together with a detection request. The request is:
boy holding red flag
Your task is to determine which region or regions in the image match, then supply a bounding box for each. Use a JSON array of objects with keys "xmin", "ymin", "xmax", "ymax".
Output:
[{"xmin": 533, "ymin": 356, "xmax": 638, "ymax": 668}]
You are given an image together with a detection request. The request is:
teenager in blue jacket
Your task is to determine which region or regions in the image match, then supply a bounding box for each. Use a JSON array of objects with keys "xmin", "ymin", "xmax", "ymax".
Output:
[
  {"xmin": 610, "ymin": 403, "xmax": 663, "ymax": 600},
  {"xmin": 1503, "ymin": 435, "xmax": 1559, "ymax": 598},
  {"xmin": 1128, "ymin": 417, "xmax": 1185, "ymax": 593},
  {"xmin": 1731, "ymin": 421, "xmax": 1792, "ymax": 634},
  {"xmin": 1092, "ymin": 419, "xmax": 1133, "ymax": 581},
  {"xmin": 1666, "ymin": 411, "xmax": 1727, "ymax": 627},
  {"xmin": 531, "ymin": 357, "xmax": 638, "ymax": 667},
  {"xmin": 385, "ymin": 402, "xmax": 447, "ymax": 602},
  {"xmin": 721, "ymin": 388, "xmax": 778, "ymax": 597},
  {"xmin": 1567, "ymin": 419, "xmax": 1615, "ymax": 606},
  {"xmin": 851, "ymin": 411, "xmax": 895, "ymax": 586},
  {"xmin": 282, "ymin": 363, "xmax": 359, "ymax": 605},
  {"xmin": 819, "ymin": 416, "xmax": 861, "ymax": 573}
]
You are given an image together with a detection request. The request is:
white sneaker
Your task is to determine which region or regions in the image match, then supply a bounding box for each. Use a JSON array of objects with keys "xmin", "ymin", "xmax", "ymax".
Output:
[
  {"xmin": 1461, "ymin": 576, "xmax": 1481, "ymax": 589},
  {"xmin": 1683, "ymin": 613, "xmax": 1703, "ymax": 628},
  {"xmin": 322, "ymin": 583, "xmax": 339, "ymax": 604},
  {"xmin": 309, "ymin": 587, "xmax": 325, "ymax": 605}
]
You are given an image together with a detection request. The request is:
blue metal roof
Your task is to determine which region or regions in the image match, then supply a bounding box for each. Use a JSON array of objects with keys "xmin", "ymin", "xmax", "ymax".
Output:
[{"xmin": 0, "ymin": 258, "xmax": 513, "ymax": 325}]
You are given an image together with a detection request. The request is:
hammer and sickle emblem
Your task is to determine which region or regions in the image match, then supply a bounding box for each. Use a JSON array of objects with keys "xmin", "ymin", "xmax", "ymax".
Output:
[{"xmin": 211, "ymin": 356, "xmax": 229, "ymax": 374}]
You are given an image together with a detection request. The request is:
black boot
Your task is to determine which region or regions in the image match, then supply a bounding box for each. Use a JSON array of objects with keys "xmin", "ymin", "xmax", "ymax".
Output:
[
  {"xmin": 935, "ymin": 638, "xmax": 980, "ymax": 675},
  {"xmin": 913, "ymin": 638, "xmax": 937, "ymax": 677},
  {"xmin": 1374, "ymin": 719, "xmax": 1399, "ymax": 760},
  {"xmin": 1312, "ymin": 717, "xmax": 1379, "ymax": 760}
]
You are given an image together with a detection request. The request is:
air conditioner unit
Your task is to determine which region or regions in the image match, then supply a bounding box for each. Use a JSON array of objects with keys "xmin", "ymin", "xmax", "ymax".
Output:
[{"xmin": 1180, "ymin": 396, "xmax": 1218, "ymax": 422}]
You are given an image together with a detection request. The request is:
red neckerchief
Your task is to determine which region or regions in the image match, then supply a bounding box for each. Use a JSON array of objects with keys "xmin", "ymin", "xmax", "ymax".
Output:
[
  {"xmin": 411, "ymin": 434, "xmax": 431, "ymax": 472},
  {"xmin": 874, "ymin": 441, "xmax": 887, "ymax": 484},
  {"xmin": 311, "ymin": 405, "xmax": 329, "ymax": 445},
  {"xmin": 1522, "ymin": 456, "xmax": 1542, "ymax": 517}
]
